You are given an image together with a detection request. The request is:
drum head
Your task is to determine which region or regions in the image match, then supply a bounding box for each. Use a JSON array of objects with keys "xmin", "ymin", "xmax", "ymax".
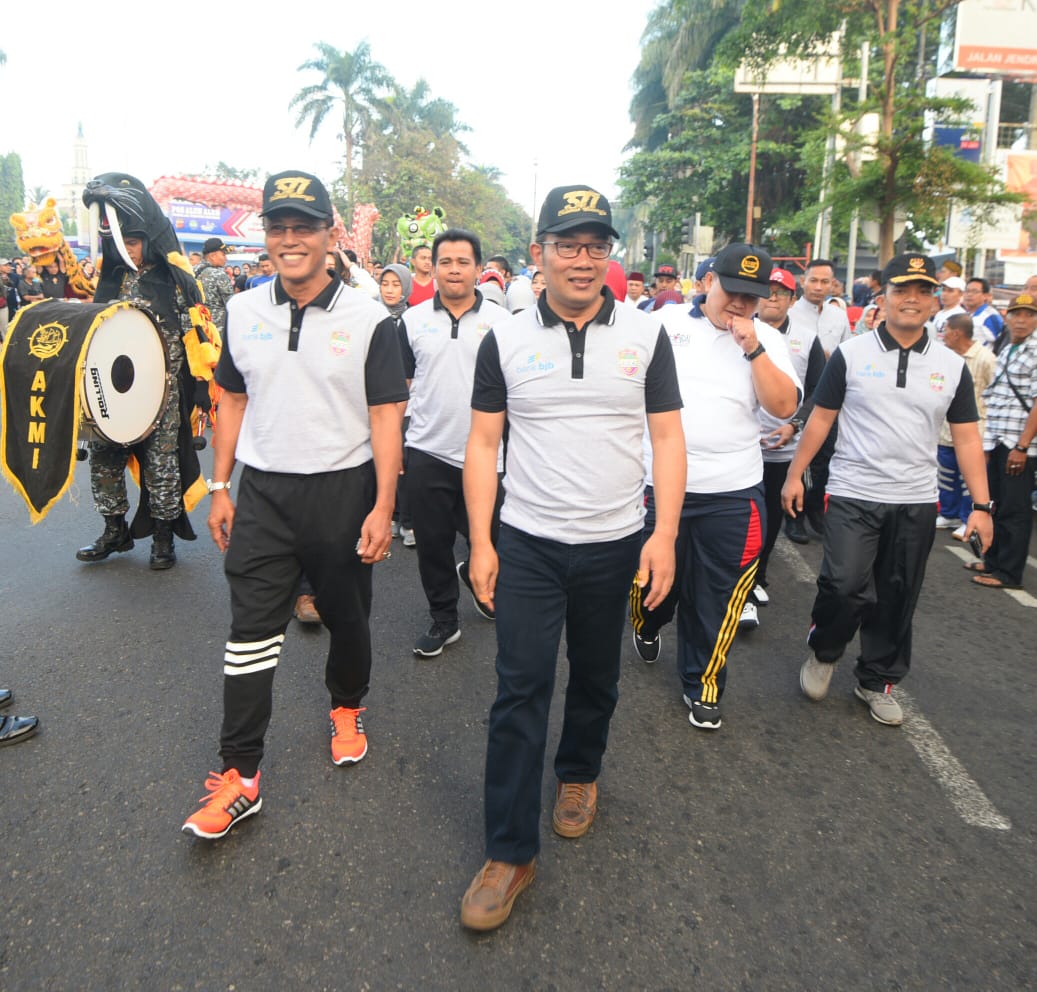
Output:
[{"xmin": 81, "ymin": 307, "xmax": 168, "ymax": 445}]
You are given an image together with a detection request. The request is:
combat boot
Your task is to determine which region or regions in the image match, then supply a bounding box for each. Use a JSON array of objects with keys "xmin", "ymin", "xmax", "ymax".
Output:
[
  {"xmin": 76, "ymin": 515, "xmax": 134, "ymax": 562},
  {"xmin": 149, "ymin": 520, "xmax": 177, "ymax": 570}
]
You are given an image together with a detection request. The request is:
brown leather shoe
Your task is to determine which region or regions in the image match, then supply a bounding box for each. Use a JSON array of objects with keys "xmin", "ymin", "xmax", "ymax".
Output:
[
  {"xmin": 460, "ymin": 859, "xmax": 535, "ymax": 931},
  {"xmin": 552, "ymin": 780, "xmax": 598, "ymax": 838},
  {"xmin": 293, "ymin": 594, "xmax": 321, "ymax": 624}
]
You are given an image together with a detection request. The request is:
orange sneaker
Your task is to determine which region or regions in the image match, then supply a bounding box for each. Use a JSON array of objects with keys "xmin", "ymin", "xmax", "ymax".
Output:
[
  {"xmin": 181, "ymin": 769, "xmax": 262, "ymax": 839},
  {"xmin": 330, "ymin": 706, "xmax": 368, "ymax": 765}
]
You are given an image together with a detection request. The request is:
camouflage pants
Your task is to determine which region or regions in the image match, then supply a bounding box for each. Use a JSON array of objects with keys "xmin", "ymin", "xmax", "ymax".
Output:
[{"xmin": 89, "ymin": 381, "xmax": 181, "ymax": 519}]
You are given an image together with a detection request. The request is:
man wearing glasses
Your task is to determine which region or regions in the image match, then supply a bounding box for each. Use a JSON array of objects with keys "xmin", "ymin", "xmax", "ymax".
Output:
[
  {"xmin": 182, "ymin": 171, "xmax": 408, "ymax": 840},
  {"xmin": 460, "ymin": 185, "xmax": 686, "ymax": 930}
]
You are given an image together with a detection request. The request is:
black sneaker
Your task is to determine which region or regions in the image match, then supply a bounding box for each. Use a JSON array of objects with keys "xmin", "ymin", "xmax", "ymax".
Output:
[
  {"xmin": 413, "ymin": 621, "xmax": 461, "ymax": 657},
  {"xmin": 632, "ymin": 628, "xmax": 661, "ymax": 663},
  {"xmin": 683, "ymin": 695, "xmax": 722, "ymax": 730},
  {"xmin": 456, "ymin": 561, "xmax": 495, "ymax": 620}
]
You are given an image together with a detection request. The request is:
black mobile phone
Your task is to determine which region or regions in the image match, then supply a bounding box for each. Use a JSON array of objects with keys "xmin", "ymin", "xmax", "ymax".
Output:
[{"xmin": 968, "ymin": 530, "xmax": 984, "ymax": 558}]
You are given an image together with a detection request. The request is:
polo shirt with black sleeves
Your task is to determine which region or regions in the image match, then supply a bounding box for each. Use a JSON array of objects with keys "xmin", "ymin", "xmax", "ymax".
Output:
[
  {"xmin": 400, "ymin": 289, "xmax": 507, "ymax": 469},
  {"xmin": 216, "ymin": 274, "xmax": 408, "ymax": 474},
  {"xmin": 813, "ymin": 324, "xmax": 978, "ymax": 503},
  {"xmin": 472, "ymin": 289, "xmax": 682, "ymax": 544}
]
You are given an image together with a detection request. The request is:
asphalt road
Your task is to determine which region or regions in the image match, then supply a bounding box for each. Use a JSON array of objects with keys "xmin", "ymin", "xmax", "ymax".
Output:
[{"xmin": 1, "ymin": 457, "xmax": 1034, "ymax": 992}]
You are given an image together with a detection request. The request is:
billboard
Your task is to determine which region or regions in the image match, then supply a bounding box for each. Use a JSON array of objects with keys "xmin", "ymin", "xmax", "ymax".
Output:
[
  {"xmin": 166, "ymin": 200, "xmax": 264, "ymax": 243},
  {"xmin": 950, "ymin": 0, "xmax": 1037, "ymax": 75}
]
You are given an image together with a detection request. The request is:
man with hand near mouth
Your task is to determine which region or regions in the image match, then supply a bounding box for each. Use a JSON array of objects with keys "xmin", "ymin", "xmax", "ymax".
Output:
[{"xmin": 630, "ymin": 243, "xmax": 800, "ymax": 731}]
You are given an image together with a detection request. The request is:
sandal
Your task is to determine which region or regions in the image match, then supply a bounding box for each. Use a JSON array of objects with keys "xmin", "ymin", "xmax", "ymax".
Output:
[
  {"xmin": 971, "ymin": 574, "xmax": 1022, "ymax": 589},
  {"xmin": 962, "ymin": 561, "xmax": 988, "ymax": 573}
]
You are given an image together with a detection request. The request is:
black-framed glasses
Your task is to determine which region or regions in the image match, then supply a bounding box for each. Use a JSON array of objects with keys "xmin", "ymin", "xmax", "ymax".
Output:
[
  {"xmin": 539, "ymin": 241, "xmax": 613, "ymax": 259},
  {"xmin": 264, "ymin": 222, "xmax": 328, "ymax": 238}
]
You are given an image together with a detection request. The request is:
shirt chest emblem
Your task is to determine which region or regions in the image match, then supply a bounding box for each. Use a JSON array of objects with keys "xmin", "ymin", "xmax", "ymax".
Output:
[
  {"xmin": 856, "ymin": 363, "xmax": 886, "ymax": 380},
  {"xmin": 929, "ymin": 372, "xmax": 945, "ymax": 392},
  {"xmin": 329, "ymin": 329, "xmax": 351, "ymax": 356},
  {"xmin": 242, "ymin": 322, "xmax": 272, "ymax": 342},
  {"xmin": 618, "ymin": 349, "xmax": 641, "ymax": 376}
]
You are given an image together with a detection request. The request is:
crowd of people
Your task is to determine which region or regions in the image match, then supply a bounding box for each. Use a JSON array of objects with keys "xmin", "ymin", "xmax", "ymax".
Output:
[{"xmin": 2, "ymin": 173, "xmax": 1035, "ymax": 936}]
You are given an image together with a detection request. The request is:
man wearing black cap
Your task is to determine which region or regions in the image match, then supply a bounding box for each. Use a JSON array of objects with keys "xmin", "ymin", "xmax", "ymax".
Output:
[
  {"xmin": 460, "ymin": 184, "xmax": 686, "ymax": 931},
  {"xmin": 782, "ymin": 253, "xmax": 993, "ymax": 726},
  {"xmin": 653, "ymin": 263, "xmax": 683, "ymax": 301},
  {"xmin": 629, "ymin": 243, "xmax": 801, "ymax": 731},
  {"xmin": 194, "ymin": 237, "xmax": 234, "ymax": 334},
  {"xmin": 182, "ymin": 170, "xmax": 408, "ymax": 840}
]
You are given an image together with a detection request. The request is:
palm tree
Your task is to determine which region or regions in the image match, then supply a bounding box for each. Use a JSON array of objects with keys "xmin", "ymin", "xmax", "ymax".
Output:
[{"xmin": 289, "ymin": 41, "xmax": 392, "ymax": 216}]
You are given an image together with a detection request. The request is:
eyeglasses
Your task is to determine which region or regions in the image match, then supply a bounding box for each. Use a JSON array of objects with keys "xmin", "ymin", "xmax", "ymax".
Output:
[
  {"xmin": 264, "ymin": 222, "xmax": 327, "ymax": 238},
  {"xmin": 539, "ymin": 241, "xmax": 613, "ymax": 259}
]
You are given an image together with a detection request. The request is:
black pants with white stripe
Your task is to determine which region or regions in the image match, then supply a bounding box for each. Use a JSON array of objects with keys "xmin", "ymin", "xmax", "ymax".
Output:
[
  {"xmin": 808, "ymin": 496, "xmax": 936, "ymax": 690},
  {"xmin": 219, "ymin": 464, "xmax": 376, "ymax": 776}
]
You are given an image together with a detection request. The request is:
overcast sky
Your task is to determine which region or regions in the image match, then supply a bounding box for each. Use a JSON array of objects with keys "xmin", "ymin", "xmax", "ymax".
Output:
[{"xmin": 2, "ymin": 0, "xmax": 659, "ymax": 223}]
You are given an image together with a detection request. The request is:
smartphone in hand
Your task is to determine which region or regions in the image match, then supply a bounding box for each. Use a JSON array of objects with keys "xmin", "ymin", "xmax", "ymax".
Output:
[{"xmin": 968, "ymin": 530, "xmax": 984, "ymax": 558}]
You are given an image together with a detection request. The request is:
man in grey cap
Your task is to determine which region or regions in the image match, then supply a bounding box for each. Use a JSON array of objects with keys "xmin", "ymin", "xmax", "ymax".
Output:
[{"xmin": 460, "ymin": 183, "xmax": 686, "ymax": 931}]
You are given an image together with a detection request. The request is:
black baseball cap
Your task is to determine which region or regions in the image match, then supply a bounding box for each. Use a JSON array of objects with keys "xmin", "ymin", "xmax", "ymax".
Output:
[
  {"xmin": 259, "ymin": 170, "xmax": 334, "ymax": 222},
  {"xmin": 711, "ymin": 244, "xmax": 773, "ymax": 298},
  {"xmin": 654, "ymin": 264, "xmax": 678, "ymax": 279},
  {"xmin": 881, "ymin": 253, "xmax": 939, "ymax": 286},
  {"xmin": 202, "ymin": 237, "xmax": 230, "ymax": 255},
  {"xmin": 536, "ymin": 184, "xmax": 620, "ymax": 240}
]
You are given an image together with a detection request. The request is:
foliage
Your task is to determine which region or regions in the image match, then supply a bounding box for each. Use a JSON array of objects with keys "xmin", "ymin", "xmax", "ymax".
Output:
[
  {"xmin": 620, "ymin": 65, "xmax": 818, "ymax": 256},
  {"xmin": 24, "ymin": 184, "xmax": 50, "ymax": 207},
  {"xmin": 203, "ymin": 162, "xmax": 263, "ymax": 184},
  {"xmin": 290, "ymin": 41, "xmax": 392, "ymax": 217},
  {"xmin": 0, "ymin": 153, "xmax": 25, "ymax": 256}
]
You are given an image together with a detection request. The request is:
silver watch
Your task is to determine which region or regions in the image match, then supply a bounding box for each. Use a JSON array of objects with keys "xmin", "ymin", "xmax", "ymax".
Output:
[{"xmin": 206, "ymin": 479, "xmax": 232, "ymax": 494}]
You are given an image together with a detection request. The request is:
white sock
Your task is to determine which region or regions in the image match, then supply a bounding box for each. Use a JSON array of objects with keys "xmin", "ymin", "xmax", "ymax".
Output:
[{"xmin": 239, "ymin": 776, "xmax": 255, "ymax": 787}]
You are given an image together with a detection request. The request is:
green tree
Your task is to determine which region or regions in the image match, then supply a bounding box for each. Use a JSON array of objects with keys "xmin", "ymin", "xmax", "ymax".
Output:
[
  {"xmin": 0, "ymin": 153, "xmax": 25, "ymax": 256},
  {"xmin": 289, "ymin": 41, "xmax": 392, "ymax": 217},
  {"xmin": 203, "ymin": 162, "xmax": 262, "ymax": 184},
  {"xmin": 725, "ymin": 0, "xmax": 1020, "ymax": 262}
]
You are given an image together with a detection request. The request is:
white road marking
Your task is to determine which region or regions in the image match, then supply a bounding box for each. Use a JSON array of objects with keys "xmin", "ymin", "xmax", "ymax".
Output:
[
  {"xmin": 898, "ymin": 692, "xmax": 1012, "ymax": 831},
  {"xmin": 780, "ymin": 537, "xmax": 1013, "ymax": 831},
  {"xmin": 774, "ymin": 538, "xmax": 818, "ymax": 583},
  {"xmin": 944, "ymin": 545, "xmax": 1037, "ymax": 608}
]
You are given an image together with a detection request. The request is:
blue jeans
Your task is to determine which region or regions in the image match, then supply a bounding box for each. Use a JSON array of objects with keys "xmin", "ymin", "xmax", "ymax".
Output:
[
  {"xmin": 484, "ymin": 524, "xmax": 642, "ymax": 864},
  {"xmin": 937, "ymin": 443, "xmax": 971, "ymax": 520}
]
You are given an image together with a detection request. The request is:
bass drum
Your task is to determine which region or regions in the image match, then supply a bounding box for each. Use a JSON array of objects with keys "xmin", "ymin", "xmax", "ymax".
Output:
[{"xmin": 80, "ymin": 304, "xmax": 169, "ymax": 445}]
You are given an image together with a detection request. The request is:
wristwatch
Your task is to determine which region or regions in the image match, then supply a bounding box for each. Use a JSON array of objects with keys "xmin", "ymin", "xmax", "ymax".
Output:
[
  {"xmin": 1014, "ymin": 443, "xmax": 1029, "ymax": 453},
  {"xmin": 971, "ymin": 501, "xmax": 995, "ymax": 513},
  {"xmin": 744, "ymin": 343, "xmax": 766, "ymax": 362},
  {"xmin": 790, "ymin": 418, "xmax": 805, "ymax": 435},
  {"xmin": 206, "ymin": 479, "xmax": 232, "ymax": 494}
]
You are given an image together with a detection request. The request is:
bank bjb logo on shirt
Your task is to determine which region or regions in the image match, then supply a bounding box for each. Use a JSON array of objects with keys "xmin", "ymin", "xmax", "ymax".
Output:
[
  {"xmin": 517, "ymin": 352, "xmax": 555, "ymax": 373},
  {"xmin": 617, "ymin": 348, "xmax": 641, "ymax": 376},
  {"xmin": 329, "ymin": 329, "xmax": 351, "ymax": 356},
  {"xmin": 929, "ymin": 371, "xmax": 945, "ymax": 392}
]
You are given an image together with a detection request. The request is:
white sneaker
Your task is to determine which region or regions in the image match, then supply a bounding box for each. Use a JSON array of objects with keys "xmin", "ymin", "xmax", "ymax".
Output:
[
  {"xmin": 752, "ymin": 584, "xmax": 769, "ymax": 606},
  {"xmin": 854, "ymin": 684, "xmax": 903, "ymax": 726},
  {"xmin": 952, "ymin": 524, "xmax": 966, "ymax": 541},
  {"xmin": 401, "ymin": 527, "xmax": 416, "ymax": 547},
  {"xmin": 391, "ymin": 521, "xmax": 400, "ymax": 538},
  {"xmin": 738, "ymin": 601, "xmax": 759, "ymax": 631},
  {"xmin": 800, "ymin": 652, "xmax": 835, "ymax": 701},
  {"xmin": 935, "ymin": 515, "xmax": 959, "ymax": 529}
]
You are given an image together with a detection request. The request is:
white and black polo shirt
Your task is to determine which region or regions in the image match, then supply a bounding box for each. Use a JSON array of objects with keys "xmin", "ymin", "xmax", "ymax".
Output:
[
  {"xmin": 649, "ymin": 308, "xmax": 803, "ymax": 492},
  {"xmin": 472, "ymin": 289, "xmax": 682, "ymax": 544},
  {"xmin": 759, "ymin": 315, "xmax": 826, "ymax": 465},
  {"xmin": 400, "ymin": 289, "xmax": 508, "ymax": 469},
  {"xmin": 790, "ymin": 295, "xmax": 851, "ymax": 355},
  {"xmin": 814, "ymin": 324, "xmax": 978, "ymax": 503},
  {"xmin": 217, "ymin": 275, "xmax": 408, "ymax": 474}
]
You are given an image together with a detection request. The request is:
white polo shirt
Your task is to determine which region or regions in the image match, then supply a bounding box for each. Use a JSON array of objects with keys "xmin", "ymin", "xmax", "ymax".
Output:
[
  {"xmin": 814, "ymin": 324, "xmax": 978, "ymax": 503},
  {"xmin": 647, "ymin": 308, "xmax": 802, "ymax": 493},
  {"xmin": 472, "ymin": 290, "xmax": 682, "ymax": 544},
  {"xmin": 790, "ymin": 295, "xmax": 851, "ymax": 355},
  {"xmin": 217, "ymin": 275, "xmax": 408, "ymax": 473},
  {"xmin": 401, "ymin": 290, "xmax": 507, "ymax": 469}
]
